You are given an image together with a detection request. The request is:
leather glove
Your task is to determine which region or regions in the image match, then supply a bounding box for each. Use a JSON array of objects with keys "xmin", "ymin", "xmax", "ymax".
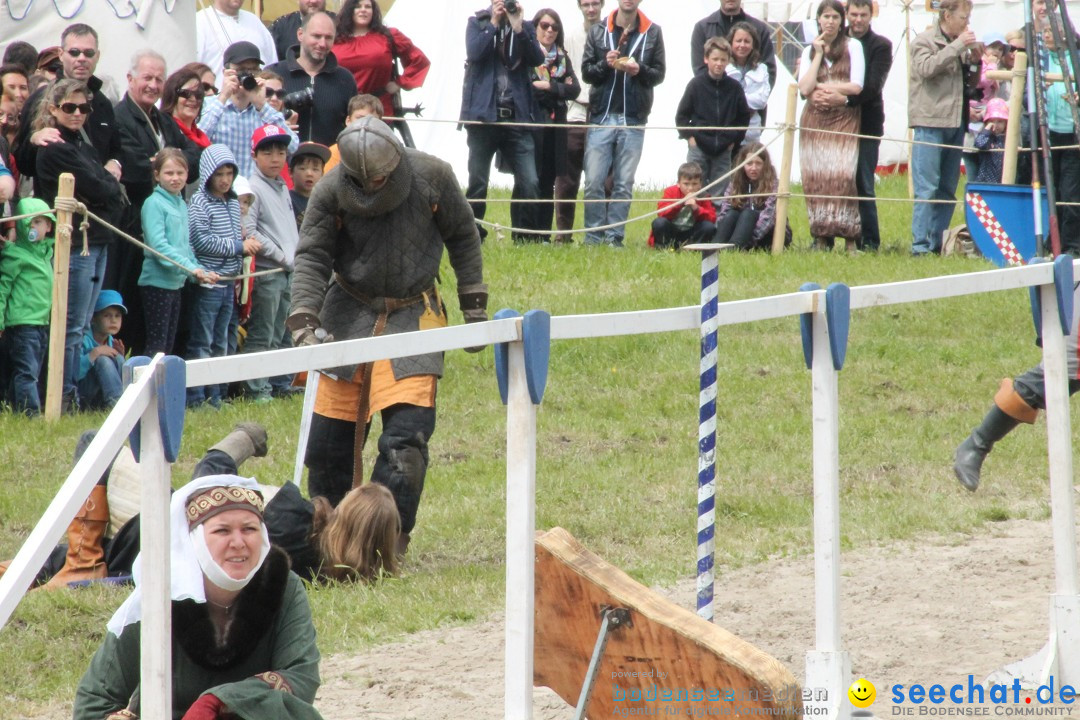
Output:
[
  {"xmin": 181, "ymin": 693, "xmax": 225, "ymax": 720},
  {"xmin": 458, "ymin": 283, "xmax": 489, "ymax": 353},
  {"xmin": 286, "ymin": 310, "xmax": 333, "ymax": 347}
]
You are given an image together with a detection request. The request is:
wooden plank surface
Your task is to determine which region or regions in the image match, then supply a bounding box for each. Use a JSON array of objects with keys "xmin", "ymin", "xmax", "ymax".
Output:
[{"xmin": 534, "ymin": 527, "xmax": 802, "ymax": 719}]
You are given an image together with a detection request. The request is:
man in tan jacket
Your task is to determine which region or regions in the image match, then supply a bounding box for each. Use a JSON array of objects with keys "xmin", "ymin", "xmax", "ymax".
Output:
[{"xmin": 908, "ymin": 0, "xmax": 978, "ymax": 256}]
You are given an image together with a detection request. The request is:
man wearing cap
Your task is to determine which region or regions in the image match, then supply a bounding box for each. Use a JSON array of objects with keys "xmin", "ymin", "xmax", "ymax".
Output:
[
  {"xmin": 270, "ymin": 0, "xmax": 336, "ymax": 66},
  {"xmin": 196, "ymin": 0, "xmax": 278, "ymax": 87},
  {"xmin": 265, "ymin": 11, "xmax": 354, "ymax": 146},
  {"xmin": 200, "ymin": 41, "xmax": 298, "ymax": 179},
  {"xmin": 287, "ymin": 116, "xmax": 487, "ymax": 555}
]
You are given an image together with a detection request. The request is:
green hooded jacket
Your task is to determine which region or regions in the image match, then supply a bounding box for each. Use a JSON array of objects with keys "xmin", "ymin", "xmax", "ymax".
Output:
[{"xmin": 0, "ymin": 197, "xmax": 55, "ymax": 330}]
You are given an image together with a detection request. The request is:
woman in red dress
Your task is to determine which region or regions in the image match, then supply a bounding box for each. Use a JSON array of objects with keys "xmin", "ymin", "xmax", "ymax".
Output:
[{"xmin": 333, "ymin": 0, "xmax": 430, "ymax": 120}]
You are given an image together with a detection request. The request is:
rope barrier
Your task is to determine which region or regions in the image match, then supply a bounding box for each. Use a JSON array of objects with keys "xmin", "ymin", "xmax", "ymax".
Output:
[
  {"xmin": 79, "ymin": 208, "xmax": 282, "ymax": 283},
  {"xmin": 407, "ymin": 114, "xmax": 1057, "ymax": 152},
  {"xmin": 474, "ymin": 135, "xmax": 782, "ymax": 237}
]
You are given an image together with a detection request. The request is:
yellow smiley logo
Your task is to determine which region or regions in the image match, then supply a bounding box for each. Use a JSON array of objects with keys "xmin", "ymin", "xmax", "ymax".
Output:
[{"xmin": 848, "ymin": 678, "xmax": 876, "ymax": 708}]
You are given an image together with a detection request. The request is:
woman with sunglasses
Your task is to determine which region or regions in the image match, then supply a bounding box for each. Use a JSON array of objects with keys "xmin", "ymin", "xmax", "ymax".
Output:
[
  {"xmin": 515, "ymin": 8, "xmax": 580, "ymax": 242},
  {"xmin": 333, "ymin": 0, "xmax": 430, "ymax": 121},
  {"xmin": 33, "ymin": 79, "xmax": 123, "ymax": 411},
  {"xmin": 162, "ymin": 67, "xmax": 211, "ymax": 150}
]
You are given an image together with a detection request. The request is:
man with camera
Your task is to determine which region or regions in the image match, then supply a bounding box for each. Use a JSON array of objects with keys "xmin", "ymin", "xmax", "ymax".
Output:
[
  {"xmin": 460, "ymin": 0, "xmax": 546, "ymax": 243},
  {"xmin": 266, "ymin": 11, "xmax": 355, "ymax": 146},
  {"xmin": 200, "ymin": 41, "xmax": 299, "ymax": 179}
]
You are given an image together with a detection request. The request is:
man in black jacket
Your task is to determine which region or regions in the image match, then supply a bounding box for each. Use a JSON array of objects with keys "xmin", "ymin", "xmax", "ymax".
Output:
[
  {"xmin": 691, "ymin": 0, "xmax": 776, "ymax": 89},
  {"xmin": 580, "ymin": 0, "xmax": 665, "ymax": 247},
  {"xmin": 13, "ymin": 23, "xmax": 122, "ymax": 193},
  {"xmin": 813, "ymin": 0, "xmax": 892, "ymax": 251},
  {"xmin": 460, "ymin": 0, "xmax": 546, "ymax": 243},
  {"xmin": 265, "ymin": 11, "xmax": 354, "ymax": 145},
  {"xmin": 112, "ymin": 48, "xmax": 202, "ymax": 354}
]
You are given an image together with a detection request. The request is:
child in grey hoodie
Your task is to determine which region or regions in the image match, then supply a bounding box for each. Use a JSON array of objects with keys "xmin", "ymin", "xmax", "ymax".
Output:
[{"xmin": 242, "ymin": 124, "xmax": 300, "ymax": 402}]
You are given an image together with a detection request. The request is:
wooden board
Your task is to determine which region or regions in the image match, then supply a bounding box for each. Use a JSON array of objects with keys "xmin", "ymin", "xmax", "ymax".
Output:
[{"xmin": 534, "ymin": 527, "xmax": 803, "ymax": 719}]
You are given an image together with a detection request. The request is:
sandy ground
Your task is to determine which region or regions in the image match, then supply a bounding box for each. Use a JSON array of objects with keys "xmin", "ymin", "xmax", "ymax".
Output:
[
  {"xmin": 33, "ymin": 515, "xmax": 1079, "ymax": 719},
  {"xmin": 313, "ymin": 515, "xmax": 1074, "ymax": 719}
]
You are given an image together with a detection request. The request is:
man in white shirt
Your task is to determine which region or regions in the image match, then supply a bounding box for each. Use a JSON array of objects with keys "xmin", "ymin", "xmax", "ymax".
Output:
[
  {"xmin": 197, "ymin": 0, "xmax": 278, "ymax": 87},
  {"xmin": 553, "ymin": 0, "xmax": 604, "ymax": 243}
]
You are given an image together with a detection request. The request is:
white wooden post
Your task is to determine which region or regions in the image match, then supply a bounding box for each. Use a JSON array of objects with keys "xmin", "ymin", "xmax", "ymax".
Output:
[
  {"xmin": 140, "ymin": 364, "xmax": 172, "ymax": 719},
  {"xmin": 505, "ymin": 336, "xmax": 536, "ymax": 720},
  {"xmin": 293, "ymin": 372, "xmax": 320, "ymax": 485},
  {"xmin": 1040, "ymin": 275, "xmax": 1080, "ymax": 684},
  {"xmin": 804, "ymin": 292, "xmax": 850, "ymax": 720}
]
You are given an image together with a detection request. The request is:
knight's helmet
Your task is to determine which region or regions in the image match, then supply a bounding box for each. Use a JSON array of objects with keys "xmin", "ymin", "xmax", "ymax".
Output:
[{"xmin": 337, "ymin": 116, "xmax": 404, "ymax": 193}]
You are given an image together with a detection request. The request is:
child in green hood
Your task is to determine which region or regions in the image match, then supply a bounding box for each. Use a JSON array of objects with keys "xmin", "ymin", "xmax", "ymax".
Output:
[{"xmin": 0, "ymin": 197, "xmax": 55, "ymax": 415}]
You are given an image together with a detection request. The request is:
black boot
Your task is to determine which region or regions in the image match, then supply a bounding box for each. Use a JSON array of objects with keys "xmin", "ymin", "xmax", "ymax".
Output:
[
  {"xmin": 305, "ymin": 413, "xmax": 357, "ymax": 507},
  {"xmin": 954, "ymin": 406, "xmax": 1021, "ymax": 492},
  {"xmin": 370, "ymin": 405, "xmax": 435, "ymax": 535}
]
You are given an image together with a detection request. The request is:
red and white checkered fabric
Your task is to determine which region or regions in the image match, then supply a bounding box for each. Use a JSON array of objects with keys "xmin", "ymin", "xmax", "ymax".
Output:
[{"xmin": 966, "ymin": 192, "xmax": 1026, "ymax": 266}]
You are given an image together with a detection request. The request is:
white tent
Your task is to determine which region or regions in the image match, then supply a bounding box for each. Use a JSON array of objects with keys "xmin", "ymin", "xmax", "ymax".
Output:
[{"xmin": 0, "ymin": 0, "xmax": 195, "ymax": 104}]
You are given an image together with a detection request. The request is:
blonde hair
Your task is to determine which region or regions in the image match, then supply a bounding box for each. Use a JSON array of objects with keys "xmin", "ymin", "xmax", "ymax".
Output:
[{"xmin": 314, "ymin": 483, "xmax": 401, "ymax": 581}]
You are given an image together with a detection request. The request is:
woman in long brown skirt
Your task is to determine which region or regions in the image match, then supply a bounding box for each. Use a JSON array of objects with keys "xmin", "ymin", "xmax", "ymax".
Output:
[{"xmin": 798, "ymin": 0, "xmax": 866, "ymax": 252}]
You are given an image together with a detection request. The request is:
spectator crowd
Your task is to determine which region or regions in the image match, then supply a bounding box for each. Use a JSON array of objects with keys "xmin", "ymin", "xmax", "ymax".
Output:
[{"xmin": 0, "ymin": 0, "xmax": 1073, "ymax": 418}]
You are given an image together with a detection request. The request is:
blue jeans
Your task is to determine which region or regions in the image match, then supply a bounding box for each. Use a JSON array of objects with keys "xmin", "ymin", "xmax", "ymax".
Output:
[
  {"xmin": 65, "ymin": 245, "xmax": 108, "ymax": 400},
  {"xmin": 186, "ymin": 284, "xmax": 235, "ymax": 406},
  {"xmin": 583, "ymin": 115, "xmax": 645, "ymax": 246},
  {"xmin": 911, "ymin": 126, "xmax": 964, "ymax": 255},
  {"xmin": 856, "ymin": 137, "xmax": 881, "ymax": 250},
  {"xmin": 243, "ymin": 270, "xmax": 292, "ymax": 398},
  {"xmin": 6, "ymin": 325, "xmax": 48, "ymax": 415},
  {"xmin": 465, "ymin": 124, "xmax": 540, "ymax": 241},
  {"xmin": 78, "ymin": 353, "xmax": 124, "ymax": 410}
]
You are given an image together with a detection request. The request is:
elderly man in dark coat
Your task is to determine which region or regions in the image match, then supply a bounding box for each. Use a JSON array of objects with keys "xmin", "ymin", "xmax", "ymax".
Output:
[{"xmin": 287, "ymin": 116, "xmax": 487, "ymax": 555}]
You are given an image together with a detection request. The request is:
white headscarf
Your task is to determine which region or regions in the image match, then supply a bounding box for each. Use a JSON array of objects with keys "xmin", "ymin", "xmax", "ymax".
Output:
[{"xmin": 106, "ymin": 474, "xmax": 271, "ymax": 637}]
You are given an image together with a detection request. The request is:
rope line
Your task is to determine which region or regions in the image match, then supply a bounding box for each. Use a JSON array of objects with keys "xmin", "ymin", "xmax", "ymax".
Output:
[
  {"xmin": 476, "ymin": 135, "xmax": 783, "ymax": 236},
  {"xmin": 78, "ymin": 207, "xmax": 282, "ymax": 282}
]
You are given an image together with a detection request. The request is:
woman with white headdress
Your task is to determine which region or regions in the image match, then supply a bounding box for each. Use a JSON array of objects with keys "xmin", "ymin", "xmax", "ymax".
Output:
[{"xmin": 72, "ymin": 475, "xmax": 324, "ymax": 720}]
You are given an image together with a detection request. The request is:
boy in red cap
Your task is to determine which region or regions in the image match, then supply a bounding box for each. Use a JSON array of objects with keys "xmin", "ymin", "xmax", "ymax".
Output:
[{"xmin": 242, "ymin": 124, "xmax": 300, "ymax": 402}]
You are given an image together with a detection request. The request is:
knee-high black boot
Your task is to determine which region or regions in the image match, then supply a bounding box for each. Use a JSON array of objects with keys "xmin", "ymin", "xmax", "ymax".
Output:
[
  {"xmin": 954, "ymin": 379, "xmax": 1037, "ymax": 491},
  {"xmin": 305, "ymin": 413, "xmax": 359, "ymax": 507},
  {"xmin": 370, "ymin": 404, "xmax": 436, "ymax": 538}
]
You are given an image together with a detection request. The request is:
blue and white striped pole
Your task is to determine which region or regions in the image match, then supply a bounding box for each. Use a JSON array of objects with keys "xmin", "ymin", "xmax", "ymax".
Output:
[{"xmin": 686, "ymin": 243, "xmax": 729, "ymax": 622}]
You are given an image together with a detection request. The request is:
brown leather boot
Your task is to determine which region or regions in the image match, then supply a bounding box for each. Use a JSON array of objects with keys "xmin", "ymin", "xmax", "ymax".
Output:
[{"xmin": 43, "ymin": 485, "xmax": 109, "ymax": 589}]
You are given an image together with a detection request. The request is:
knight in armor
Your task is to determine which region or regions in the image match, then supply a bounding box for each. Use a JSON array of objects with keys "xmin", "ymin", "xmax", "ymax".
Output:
[{"xmin": 287, "ymin": 115, "xmax": 487, "ymax": 555}]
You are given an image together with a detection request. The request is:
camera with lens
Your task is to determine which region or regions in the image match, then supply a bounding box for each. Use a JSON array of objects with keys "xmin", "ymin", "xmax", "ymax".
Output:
[
  {"xmin": 504, "ymin": 0, "xmax": 519, "ymax": 14},
  {"xmin": 283, "ymin": 86, "xmax": 315, "ymax": 111},
  {"xmin": 237, "ymin": 72, "xmax": 259, "ymax": 92}
]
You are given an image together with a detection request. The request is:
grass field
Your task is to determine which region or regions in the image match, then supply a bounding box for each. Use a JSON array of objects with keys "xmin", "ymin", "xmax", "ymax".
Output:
[{"xmin": 0, "ymin": 175, "xmax": 1061, "ymax": 715}]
